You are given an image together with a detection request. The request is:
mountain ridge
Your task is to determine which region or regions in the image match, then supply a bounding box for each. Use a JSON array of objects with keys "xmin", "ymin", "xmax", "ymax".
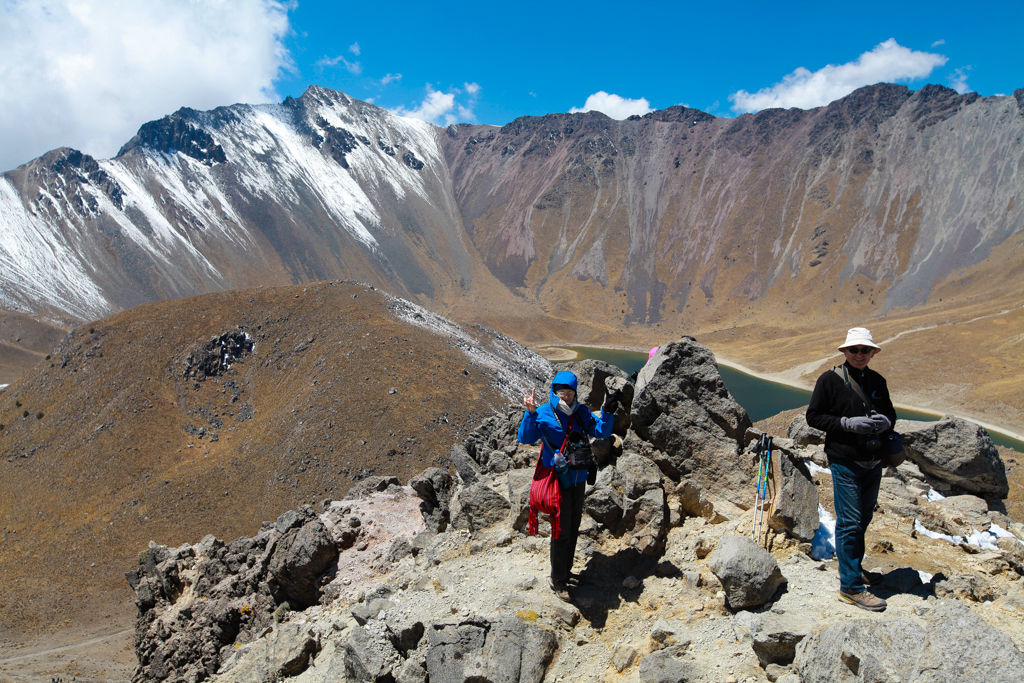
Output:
[{"xmin": 1, "ymin": 82, "xmax": 1022, "ymax": 432}]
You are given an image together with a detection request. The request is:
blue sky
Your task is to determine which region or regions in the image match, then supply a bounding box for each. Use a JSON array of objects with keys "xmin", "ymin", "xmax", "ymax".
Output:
[{"xmin": 1, "ymin": 0, "xmax": 1021, "ymax": 171}]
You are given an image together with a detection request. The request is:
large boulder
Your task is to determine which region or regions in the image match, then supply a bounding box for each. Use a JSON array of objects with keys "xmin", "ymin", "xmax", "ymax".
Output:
[
  {"xmin": 219, "ymin": 622, "xmax": 320, "ymax": 682},
  {"xmin": 914, "ymin": 600, "xmax": 1024, "ymax": 682},
  {"xmin": 581, "ymin": 454, "xmax": 668, "ymax": 553},
  {"xmin": 448, "ymin": 443, "xmax": 482, "ymax": 485},
  {"xmin": 410, "ymin": 467, "xmax": 455, "ymax": 533},
  {"xmin": 425, "ymin": 617, "xmax": 557, "ymax": 683},
  {"xmin": 638, "ymin": 645, "xmax": 703, "ymax": 683},
  {"xmin": 630, "ymin": 338, "xmax": 753, "ymax": 507},
  {"xmin": 765, "ymin": 442, "xmax": 819, "ymax": 542},
  {"xmin": 794, "ymin": 600, "xmax": 1024, "ymax": 682},
  {"xmin": 900, "ymin": 416, "xmax": 1009, "ymax": 498},
  {"xmin": 733, "ymin": 611, "xmax": 819, "ymax": 667},
  {"xmin": 506, "ymin": 467, "xmax": 537, "ymax": 533},
  {"xmin": 584, "ymin": 467, "xmax": 625, "ymax": 529},
  {"xmin": 708, "ymin": 535, "xmax": 787, "ymax": 609},
  {"xmin": 795, "ymin": 618, "xmax": 926, "ymax": 683},
  {"xmin": 266, "ymin": 515, "xmax": 339, "ymax": 608},
  {"xmin": 464, "ymin": 408, "xmax": 525, "ymax": 466},
  {"xmin": 451, "ymin": 483, "xmax": 512, "ymax": 533},
  {"xmin": 787, "ymin": 413, "xmax": 825, "ymax": 446}
]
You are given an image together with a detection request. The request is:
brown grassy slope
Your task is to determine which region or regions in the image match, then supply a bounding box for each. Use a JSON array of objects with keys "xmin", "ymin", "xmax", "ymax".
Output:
[
  {"xmin": 0, "ymin": 282, "xmax": 531, "ymax": 640},
  {"xmin": 0, "ymin": 311, "xmax": 66, "ymax": 386}
]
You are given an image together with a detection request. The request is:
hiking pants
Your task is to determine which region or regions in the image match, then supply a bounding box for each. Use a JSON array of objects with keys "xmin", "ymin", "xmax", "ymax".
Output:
[
  {"xmin": 830, "ymin": 459, "xmax": 883, "ymax": 593},
  {"xmin": 551, "ymin": 481, "xmax": 586, "ymax": 582}
]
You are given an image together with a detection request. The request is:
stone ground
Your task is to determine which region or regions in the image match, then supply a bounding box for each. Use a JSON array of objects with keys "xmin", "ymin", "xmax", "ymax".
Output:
[
  {"xmin": 4, "ymin": 410, "xmax": 1022, "ymax": 682},
  {"xmin": 215, "ymin": 476, "xmax": 1024, "ymax": 683}
]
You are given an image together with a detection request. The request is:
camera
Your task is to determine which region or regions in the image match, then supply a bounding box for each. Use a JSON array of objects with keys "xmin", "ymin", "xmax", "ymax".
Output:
[{"xmin": 866, "ymin": 437, "xmax": 882, "ymax": 452}]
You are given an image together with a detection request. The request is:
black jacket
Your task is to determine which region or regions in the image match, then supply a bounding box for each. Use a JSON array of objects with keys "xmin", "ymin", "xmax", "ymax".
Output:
[{"xmin": 806, "ymin": 362, "xmax": 897, "ymax": 464}]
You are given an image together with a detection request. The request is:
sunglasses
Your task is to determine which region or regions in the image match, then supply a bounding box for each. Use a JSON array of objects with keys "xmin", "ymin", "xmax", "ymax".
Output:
[{"xmin": 845, "ymin": 346, "xmax": 875, "ymax": 355}]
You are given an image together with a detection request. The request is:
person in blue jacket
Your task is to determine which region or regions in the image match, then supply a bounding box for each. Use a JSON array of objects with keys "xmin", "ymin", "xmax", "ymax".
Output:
[{"xmin": 518, "ymin": 370, "xmax": 618, "ymax": 602}]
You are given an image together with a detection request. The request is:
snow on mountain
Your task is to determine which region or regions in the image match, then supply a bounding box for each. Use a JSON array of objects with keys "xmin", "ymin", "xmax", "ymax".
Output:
[{"xmin": 0, "ymin": 86, "xmax": 461, "ymax": 325}]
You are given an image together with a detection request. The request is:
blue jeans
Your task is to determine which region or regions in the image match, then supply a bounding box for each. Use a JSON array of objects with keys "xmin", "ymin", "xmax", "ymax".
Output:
[{"xmin": 830, "ymin": 460, "xmax": 882, "ymax": 593}]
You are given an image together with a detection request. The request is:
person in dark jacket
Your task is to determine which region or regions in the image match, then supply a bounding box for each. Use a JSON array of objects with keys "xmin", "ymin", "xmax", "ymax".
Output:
[
  {"xmin": 518, "ymin": 370, "xmax": 616, "ymax": 602},
  {"xmin": 807, "ymin": 327, "xmax": 896, "ymax": 612}
]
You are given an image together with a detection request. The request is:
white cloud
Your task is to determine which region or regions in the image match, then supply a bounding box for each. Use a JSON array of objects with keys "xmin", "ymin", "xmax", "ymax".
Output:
[
  {"xmin": 948, "ymin": 66, "xmax": 973, "ymax": 94},
  {"xmin": 349, "ymin": 42, "xmax": 361, "ymax": 56},
  {"xmin": 316, "ymin": 55, "xmax": 362, "ymax": 75},
  {"xmin": 381, "ymin": 73, "xmax": 403, "ymax": 85},
  {"xmin": 392, "ymin": 84, "xmax": 478, "ymax": 126},
  {"xmin": 729, "ymin": 39, "xmax": 948, "ymax": 114},
  {"xmin": 0, "ymin": 0, "xmax": 295, "ymax": 172},
  {"xmin": 932, "ymin": 39, "xmax": 945, "ymax": 47},
  {"xmin": 569, "ymin": 91, "xmax": 653, "ymax": 119}
]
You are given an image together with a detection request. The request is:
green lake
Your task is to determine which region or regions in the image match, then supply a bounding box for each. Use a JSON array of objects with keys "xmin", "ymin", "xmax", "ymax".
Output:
[{"xmin": 554, "ymin": 345, "xmax": 1024, "ymax": 453}]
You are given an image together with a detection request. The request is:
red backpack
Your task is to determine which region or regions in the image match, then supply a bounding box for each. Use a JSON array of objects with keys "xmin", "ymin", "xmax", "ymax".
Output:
[{"xmin": 527, "ymin": 415, "xmax": 573, "ymax": 538}]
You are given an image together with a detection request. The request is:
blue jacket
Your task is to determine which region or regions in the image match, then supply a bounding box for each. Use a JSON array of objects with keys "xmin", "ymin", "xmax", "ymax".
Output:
[{"xmin": 518, "ymin": 379, "xmax": 614, "ymax": 484}]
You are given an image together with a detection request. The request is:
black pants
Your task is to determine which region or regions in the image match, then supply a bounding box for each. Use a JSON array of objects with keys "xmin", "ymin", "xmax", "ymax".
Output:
[{"xmin": 550, "ymin": 481, "xmax": 586, "ymax": 582}]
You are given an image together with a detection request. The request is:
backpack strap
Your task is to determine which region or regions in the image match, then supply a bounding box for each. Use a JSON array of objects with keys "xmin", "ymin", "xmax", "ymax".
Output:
[
  {"xmin": 538, "ymin": 413, "xmax": 575, "ymax": 459},
  {"xmin": 834, "ymin": 365, "xmax": 873, "ymax": 411}
]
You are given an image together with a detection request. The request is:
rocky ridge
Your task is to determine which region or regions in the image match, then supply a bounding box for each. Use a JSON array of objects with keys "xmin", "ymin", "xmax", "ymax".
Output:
[
  {"xmin": 2, "ymin": 83, "xmax": 1023, "ymax": 433},
  {"xmin": 126, "ymin": 340, "xmax": 1024, "ymax": 683}
]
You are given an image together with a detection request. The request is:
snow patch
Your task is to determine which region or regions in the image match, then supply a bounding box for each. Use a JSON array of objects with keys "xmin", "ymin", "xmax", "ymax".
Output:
[
  {"xmin": 806, "ymin": 461, "xmax": 831, "ymax": 477},
  {"xmin": 810, "ymin": 504, "xmax": 836, "ymax": 560},
  {"xmin": 927, "ymin": 488, "xmax": 946, "ymax": 502}
]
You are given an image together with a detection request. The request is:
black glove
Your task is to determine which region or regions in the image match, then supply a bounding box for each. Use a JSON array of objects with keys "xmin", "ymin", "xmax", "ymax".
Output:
[
  {"xmin": 841, "ymin": 416, "xmax": 876, "ymax": 434},
  {"xmin": 603, "ymin": 389, "xmax": 622, "ymax": 414}
]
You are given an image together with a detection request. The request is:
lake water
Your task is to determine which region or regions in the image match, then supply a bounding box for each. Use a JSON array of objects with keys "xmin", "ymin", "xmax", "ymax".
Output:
[{"xmin": 554, "ymin": 345, "xmax": 1024, "ymax": 453}]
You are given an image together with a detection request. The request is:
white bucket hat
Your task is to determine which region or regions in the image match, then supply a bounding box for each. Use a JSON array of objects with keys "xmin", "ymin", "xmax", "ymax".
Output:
[{"xmin": 838, "ymin": 327, "xmax": 880, "ymax": 352}]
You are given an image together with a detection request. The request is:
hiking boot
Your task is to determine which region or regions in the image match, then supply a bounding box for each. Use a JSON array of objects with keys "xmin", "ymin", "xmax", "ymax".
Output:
[
  {"xmin": 839, "ymin": 590, "xmax": 887, "ymax": 612},
  {"xmin": 550, "ymin": 580, "xmax": 573, "ymax": 603},
  {"xmin": 862, "ymin": 569, "xmax": 884, "ymax": 586}
]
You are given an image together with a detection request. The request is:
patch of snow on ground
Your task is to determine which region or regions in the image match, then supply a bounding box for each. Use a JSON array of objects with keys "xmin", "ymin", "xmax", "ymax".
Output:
[
  {"xmin": 964, "ymin": 528, "xmax": 1001, "ymax": 551},
  {"xmin": 927, "ymin": 488, "xmax": 946, "ymax": 501},
  {"xmin": 915, "ymin": 519, "xmax": 964, "ymax": 545},
  {"xmin": 990, "ymin": 523, "xmax": 1022, "ymax": 544},
  {"xmin": 918, "ymin": 570, "xmax": 933, "ymax": 584},
  {"xmin": 806, "ymin": 461, "xmax": 831, "ymax": 477},
  {"xmin": 810, "ymin": 504, "xmax": 836, "ymax": 560}
]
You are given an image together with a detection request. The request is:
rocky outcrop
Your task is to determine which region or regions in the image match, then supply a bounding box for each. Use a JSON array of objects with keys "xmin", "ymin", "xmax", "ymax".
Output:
[
  {"xmin": 127, "ymin": 506, "xmax": 336, "ymax": 683},
  {"xmin": 794, "ymin": 600, "xmax": 1024, "ymax": 683},
  {"xmin": 787, "ymin": 413, "xmax": 825, "ymax": 446},
  {"xmin": 630, "ymin": 339, "xmax": 753, "ymax": 507},
  {"xmin": 733, "ymin": 611, "xmax": 819, "ymax": 667},
  {"xmin": 764, "ymin": 439, "xmax": 819, "ymax": 542},
  {"xmin": 425, "ymin": 617, "xmax": 557, "ymax": 683},
  {"xmin": 410, "ymin": 467, "xmax": 455, "ymax": 533},
  {"xmin": 900, "ymin": 416, "xmax": 1009, "ymax": 498}
]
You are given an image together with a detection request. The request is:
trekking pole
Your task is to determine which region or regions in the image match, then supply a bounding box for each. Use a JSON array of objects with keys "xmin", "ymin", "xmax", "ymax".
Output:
[
  {"xmin": 751, "ymin": 433, "xmax": 766, "ymax": 541},
  {"xmin": 755, "ymin": 437, "xmax": 773, "ymax": 546}
]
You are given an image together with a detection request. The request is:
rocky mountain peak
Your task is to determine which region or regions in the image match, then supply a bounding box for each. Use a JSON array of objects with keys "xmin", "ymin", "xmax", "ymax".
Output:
[{"xmin": 116, "ymin": 109, "xmax": 227, "ymax": 163}]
